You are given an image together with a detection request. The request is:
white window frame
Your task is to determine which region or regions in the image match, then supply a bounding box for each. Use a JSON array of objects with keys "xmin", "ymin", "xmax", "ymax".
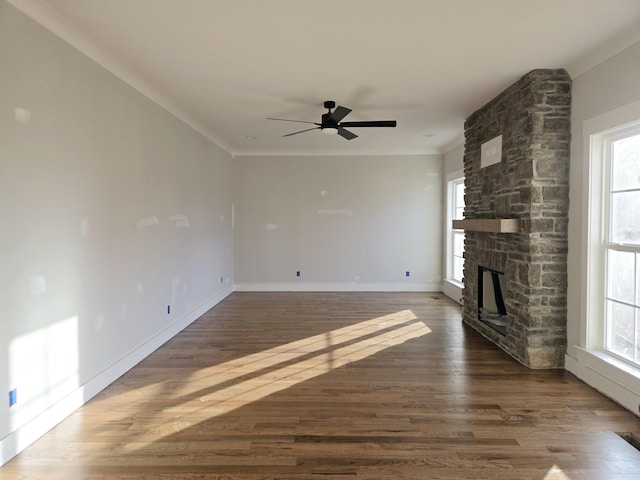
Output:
[
  {"xmin": 576, "ymin": 99, "xmax": 640, "ymax": 416},
  {"xmin": 602, "ymin": 126, "xmax": 640, "ymax": 364},
  {"xmin": 443, "ymin": 170, "xmax": 465, "ymax": 302}
]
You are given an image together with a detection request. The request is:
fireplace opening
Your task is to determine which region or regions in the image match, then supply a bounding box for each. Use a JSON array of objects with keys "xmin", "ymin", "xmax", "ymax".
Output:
[{"xmin": 478, "ymin": 266, "xmax": 508, "ymax": 335}]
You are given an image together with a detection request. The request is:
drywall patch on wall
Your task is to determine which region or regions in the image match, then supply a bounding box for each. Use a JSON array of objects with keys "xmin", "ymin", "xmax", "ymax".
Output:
[
  {"xmin": 169, "ymin": 214, "xmax": 191, "ymax": 229},
  {"xmin": 14, "ymin": 107, "xmax": 31, "ymax": 124},
  {"xmin": 317, "ymin": 209, "xmax": 354, "ymax": 216},
  {"xmin": 80, "ymin": 217, "xmax": 90, "ymax": 238},
  {"xmin": 29, "ymin": 276, "xmax": 47, "ymax": 296},
  {"xmin": 136, "ymin": 216, "xmax": 159, "ymax": 229},
  {"xmin": 94, "ymin": 312, "xmax": 105, "ymax": 332}
]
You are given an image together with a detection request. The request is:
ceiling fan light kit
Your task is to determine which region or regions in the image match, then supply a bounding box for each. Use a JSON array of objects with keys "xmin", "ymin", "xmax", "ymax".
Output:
[{"xmin": 268, "ymin": 100, "xmax": 397, "ymax": 140}]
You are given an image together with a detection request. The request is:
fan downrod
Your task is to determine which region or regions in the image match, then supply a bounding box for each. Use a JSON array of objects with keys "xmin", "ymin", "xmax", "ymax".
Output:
[{"xmin": 323, "ymin": 100, "xmax": 336, "ymax": 111}]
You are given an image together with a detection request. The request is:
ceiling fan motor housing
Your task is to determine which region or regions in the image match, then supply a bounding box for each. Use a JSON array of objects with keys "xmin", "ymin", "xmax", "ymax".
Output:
[{"xmin": 321, "ymin": 112, "xmax": 338, "ymax": 128}]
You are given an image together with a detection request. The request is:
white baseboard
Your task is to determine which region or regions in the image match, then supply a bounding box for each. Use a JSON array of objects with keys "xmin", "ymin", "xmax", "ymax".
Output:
[
  {"xmin": 573, "ymin": 347, "xmax": 640, "ymax": 417},
  {"xmin": 564, "ymin": 353, "xmax": 578, "ymax": 375},
  {"xmin": 0, "ymin": 286, "xmax": 234, "ymax": 467},
  {"xmin": 234, "ymin": 282, "xmax": 440, "ymax": 292}
]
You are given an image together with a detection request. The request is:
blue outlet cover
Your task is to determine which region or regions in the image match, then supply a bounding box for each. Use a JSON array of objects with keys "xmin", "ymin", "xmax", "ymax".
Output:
[
  {"xmin": 9, "ymin": 389, "xmax": 17, "ymax": 407},
  {"xmin": 406, "ymin": 271, "xmax": 410, "ymax": 277}
]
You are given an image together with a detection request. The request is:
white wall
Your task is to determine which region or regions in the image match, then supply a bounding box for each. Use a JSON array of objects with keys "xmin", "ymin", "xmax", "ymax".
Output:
[
  {"xmin": 233, "ymin": 154, "xmax": 443, "ymax": 291},
  {"xmin": 443, "ymin": 142, "xmax": 464, "ymax": 177},
  {"xmin": 0, "ymin": 3, "xmax": 234, "ymax": 464},
  {"xmin": 566, "ymin": 40, "xmax": 640, "ymax": 412}
]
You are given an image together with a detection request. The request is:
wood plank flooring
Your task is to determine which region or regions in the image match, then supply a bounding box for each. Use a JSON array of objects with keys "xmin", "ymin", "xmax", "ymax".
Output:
[{"xmin": 2, "ymin": 292, "xmax": 640, "ymax": 479}]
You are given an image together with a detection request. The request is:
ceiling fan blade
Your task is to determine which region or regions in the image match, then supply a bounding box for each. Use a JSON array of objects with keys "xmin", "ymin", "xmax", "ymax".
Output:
[
  {"xmin": 339, "ymin": 120, "xmax": 397, "ymax": 128},
  {"xmin": 337, "ymin": 127, "xmax": 358, "ymax": 140},
  {"xmin": 283, "ymin": 127, "xmax": 321, "ymax": 137},
  {"xmin": 327, "ymin": 106, "xmax": 352, "ymax": 123},
  {"xmin": 267, "ymin": 117, "xmax": 320, "ymax": 125}
]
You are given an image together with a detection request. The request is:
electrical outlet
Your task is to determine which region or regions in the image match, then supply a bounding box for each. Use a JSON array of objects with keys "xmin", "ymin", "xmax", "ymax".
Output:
[
  {"xmin": 296, "ymin": 271, "xmax": 301, "ymax": 277},
  {"xmin": 405, "ymin": 271, "xmax": 410, "ymax": 277},
  {"xmin": 167, "ymin": 305, "xmax": 171, "ymax": 314},
  {"xmin": 9, "ymin": 388, "xmax": 17, "ymax": 407}
]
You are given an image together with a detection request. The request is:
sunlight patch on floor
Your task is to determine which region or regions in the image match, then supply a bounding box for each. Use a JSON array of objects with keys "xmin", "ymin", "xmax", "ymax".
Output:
[
  {"xmin": 196, "ymin": 319, "xmax": 430, "ymax": 406},
  {"xmin": 173, "ymin": 309, "xmax": 423, "ymax": 396},
  {"xmin": 127, "ymin": 310, "xmax": 431, "ymax": 449},
  {"xmin": 543, "ymin": 464, "xmax": 572, "ymax": 479}
]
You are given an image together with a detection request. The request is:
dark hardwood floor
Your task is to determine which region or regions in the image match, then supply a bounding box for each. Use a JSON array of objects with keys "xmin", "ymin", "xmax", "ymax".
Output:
[{"xmin": 2, "ymin": 292, "xmax": 640, "ymax": 479}]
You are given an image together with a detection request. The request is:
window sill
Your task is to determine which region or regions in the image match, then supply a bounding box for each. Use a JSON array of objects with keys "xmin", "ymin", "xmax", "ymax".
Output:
[
  {"xmin": 574, "ymin": 346, "xmax": 640, "ymax": 416},
  {"xmin": 444, "ymin": 278, "xmax": 463, "ymax": 289},
  {"xmin": 578, "ymin": 347, "xmax": 640, "ymax": 379}
]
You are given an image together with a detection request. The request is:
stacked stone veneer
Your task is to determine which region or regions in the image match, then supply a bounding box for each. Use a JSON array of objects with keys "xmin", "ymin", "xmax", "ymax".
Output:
[{"xmin": 462, "ymin": 69, "xmax": 571, "ymax": 369}]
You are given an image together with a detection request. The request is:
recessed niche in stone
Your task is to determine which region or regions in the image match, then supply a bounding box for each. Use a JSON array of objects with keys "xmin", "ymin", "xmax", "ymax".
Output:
[{"xmin": 480, "ymin": 135, "xmax": 502, "ymax": 168}]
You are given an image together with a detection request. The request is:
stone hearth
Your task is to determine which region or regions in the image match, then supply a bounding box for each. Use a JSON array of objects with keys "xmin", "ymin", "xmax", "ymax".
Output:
[{"xmin": 461, "ymin": 69, "xmax": 571, "ymax": 369}]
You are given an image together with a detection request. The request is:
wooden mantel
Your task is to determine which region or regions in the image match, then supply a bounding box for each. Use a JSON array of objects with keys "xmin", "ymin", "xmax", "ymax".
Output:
[{"xmin": 452, "ymin": 218, "xmax": 521, "ymax": 233}]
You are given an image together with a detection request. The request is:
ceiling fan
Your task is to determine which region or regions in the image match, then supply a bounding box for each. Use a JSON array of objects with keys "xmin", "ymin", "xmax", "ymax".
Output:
[{"xmin": 267, "ymin": 100, "xmax": 397, "ymax": 140}]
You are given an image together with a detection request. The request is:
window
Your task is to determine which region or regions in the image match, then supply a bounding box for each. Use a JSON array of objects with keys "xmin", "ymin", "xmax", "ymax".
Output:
[
  {"xmin": 451, "ymin": 179, "xmax": 465, "ymax": 283},
  {"xmin": 579, "ymin": 99, "xmax": 640, "ymax": 416},
  {"xmin": 446, "ymin": 175, "xmax": 465, "ymax": 285},
  {"xmin": 603, "ymin": 129, "xmax": 640, "ymax": 364}
]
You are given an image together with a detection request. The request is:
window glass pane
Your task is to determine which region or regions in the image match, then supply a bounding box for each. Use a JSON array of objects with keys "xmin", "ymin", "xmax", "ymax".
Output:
[
  {"xmin": 453, "ymin": 181, "xmax": 465, "ymax": 221},
  {"xmin": 452, "ymin": 230, "xmax": 465, "ymax": 283},
  {"xmin": 637, "ymin": 253, "xmax": 640, "ymax": 305},
  {"xmin": 611, "ymin": 191, "xmax": 640, "ymax": 245},
  {"xmin": 607, "ymin": 249, "xmax": 635, "ymax": 304},
  {"xmin": 605, "ymin": 300, "xmax": 635, "ymax": 361},
  {"xmin": 453, "ymin": 256, "xmax": 463, "ymax": 283},
  {"xmin": 636, "ymin": 309, "xmax": 640, "ymax": 363},
  {"xmin": 455, "ymin": 181, "xmax": 464, "ymax": 206},
  {"xmin": 453, "ymin": 231, "xmax": 464, "ymax": 257},
  {"xmin": 612, "ymin": 134, "xmax": 640, "ymax": 191}
]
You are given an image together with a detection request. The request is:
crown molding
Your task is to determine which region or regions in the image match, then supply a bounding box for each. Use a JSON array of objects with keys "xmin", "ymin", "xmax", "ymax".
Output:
[
  {"xmin": 232, "ymin": 147, "xmax": 443, "ymax": 158},
  {"xmin": 567, "ymin": 19, "xmax": 640, "ymax": 78},
  {"xmin": 442, "ymin": 133, "xmax": 465, "ymax": 154},
  {"xmin": 6, "ymin": 0, "xmax": 235, "ymax": 155}
]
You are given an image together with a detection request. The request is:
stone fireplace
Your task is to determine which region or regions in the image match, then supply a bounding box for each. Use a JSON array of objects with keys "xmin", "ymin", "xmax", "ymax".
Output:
[{"xmin": 457, "ymin": 69, "xmax": 571, "ymax": 369}]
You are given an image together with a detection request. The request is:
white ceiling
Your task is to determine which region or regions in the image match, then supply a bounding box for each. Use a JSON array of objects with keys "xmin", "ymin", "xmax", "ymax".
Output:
[{"xmin": 14, "ymin": 0, "xmax": 640, "ymax": 155}]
